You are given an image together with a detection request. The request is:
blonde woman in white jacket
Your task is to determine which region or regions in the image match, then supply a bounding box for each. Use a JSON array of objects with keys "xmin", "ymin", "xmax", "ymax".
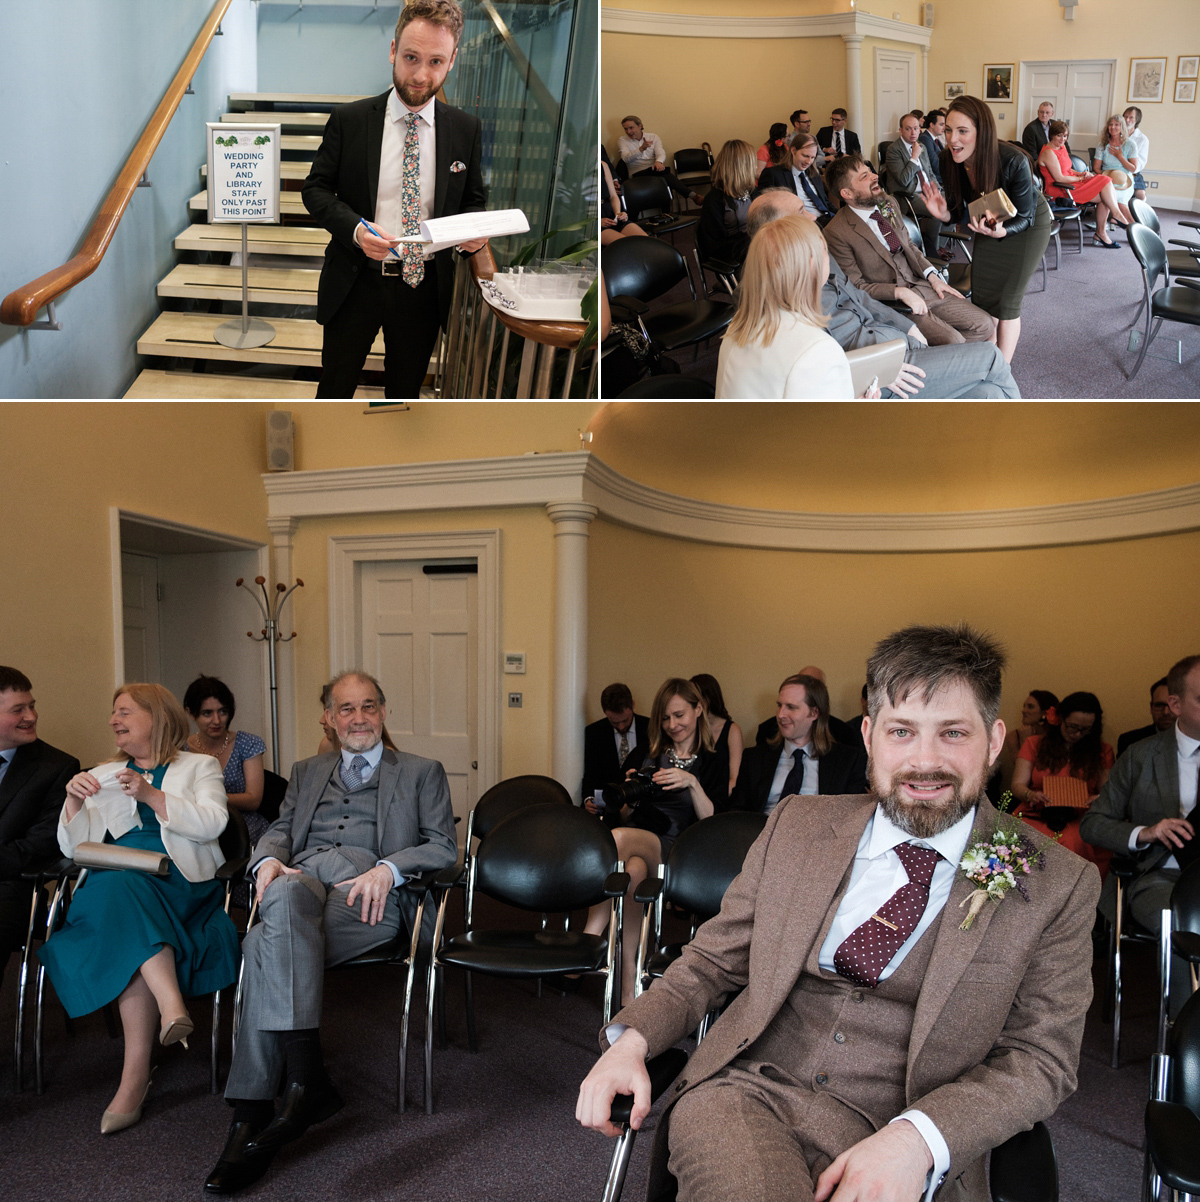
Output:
[{"xmin": 38, "ymin": 683, "xmax": 238, "ymax": 1134}]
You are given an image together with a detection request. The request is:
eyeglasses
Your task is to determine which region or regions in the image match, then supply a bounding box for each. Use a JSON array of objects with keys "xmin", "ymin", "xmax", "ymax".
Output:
[
  {"xmin": 1062, "ymin": 722, "xmax": 1094, "ymax": 736},
  {"xmin": 1150, "ymin": 702, "xmax": 1172, "ymax": 712}
]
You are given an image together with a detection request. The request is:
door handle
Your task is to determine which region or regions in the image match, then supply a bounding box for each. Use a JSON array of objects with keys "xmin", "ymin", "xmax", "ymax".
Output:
[{"xmin": 471, "ymin": 761, "xmax": 478, "ymax": 769}]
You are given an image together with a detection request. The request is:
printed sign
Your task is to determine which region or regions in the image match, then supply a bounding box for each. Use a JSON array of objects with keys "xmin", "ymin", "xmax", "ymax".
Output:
[{"xmin": 205, "ymin": 123, "xmax": 282, "ymax": 224}]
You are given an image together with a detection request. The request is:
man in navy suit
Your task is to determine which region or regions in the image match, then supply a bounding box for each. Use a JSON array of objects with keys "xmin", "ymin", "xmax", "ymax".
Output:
[
  {"xmin": 756, "ymin": 134, "xmax": 836, "ymax": 226},
  {"xmin": 302, "ymin": 0, "xmax": 488, "ymax": 399},
  {"xmin": 582, "ymin": 683, "xmax": 650, "ymax": 803},
  {"xmin": 918, "ymin": 110, "xmax": 946, "ymax": 188},
  {"xmin": 0, "ymin": 666, "xmax": 79, "ymax": 983}
]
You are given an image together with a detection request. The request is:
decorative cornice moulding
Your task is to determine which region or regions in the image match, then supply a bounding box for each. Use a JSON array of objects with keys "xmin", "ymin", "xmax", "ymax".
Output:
[
  {"xmin": 600, "ymin": 7, "xmax": 931, "ymax": 45},
  {"xmin": 262, "ymin": 453, "xmax": 1200, "ymax": 554}
]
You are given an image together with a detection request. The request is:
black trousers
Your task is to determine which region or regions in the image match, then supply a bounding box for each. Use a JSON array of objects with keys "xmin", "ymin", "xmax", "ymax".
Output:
[{"xmin": 316, "ymin": 260, "xmax": 442, "ymax": 399}]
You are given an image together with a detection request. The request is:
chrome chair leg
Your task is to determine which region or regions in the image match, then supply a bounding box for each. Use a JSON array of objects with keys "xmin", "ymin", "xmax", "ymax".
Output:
[
  {"xmin": 211, "ymin": 987, "xmax": 222, "ymax": 1094},
  {"xmin": 34, "ymin": 962, "xmax": 48, "ymax": 1095},
  {"xmin": 14, "ymin": 880, "xmax": 42, "ymax": 1090},
  {"xmin": 602, "ymin": 1126, "xmax": 638, "ymax": 1202},
  {"xmin": 424, "ymin": 962, "xmax": 441, "ymax": 1115},
  {"xmin": 1113, "ymin": 881, "xmax": 1125, "ymax": 1068}
]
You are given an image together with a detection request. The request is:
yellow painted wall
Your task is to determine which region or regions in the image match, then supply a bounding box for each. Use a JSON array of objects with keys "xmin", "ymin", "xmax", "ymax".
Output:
[
  {"xmin": 587, "ymin": 520, "xmax": 1200, "ymax": 758},
  {"xmin": 0, "ymin": 402, "xmax": 272, "ymax": 766}
]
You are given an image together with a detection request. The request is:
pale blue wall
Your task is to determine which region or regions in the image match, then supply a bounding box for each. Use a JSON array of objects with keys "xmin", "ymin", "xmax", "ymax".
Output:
[
  {"xmin": 256, "ymin": 3, "xmax": 396, "ymax": 94},
  {"xmin": 0, "ymin": 0, "xmax": 258, "ymax": 399}
]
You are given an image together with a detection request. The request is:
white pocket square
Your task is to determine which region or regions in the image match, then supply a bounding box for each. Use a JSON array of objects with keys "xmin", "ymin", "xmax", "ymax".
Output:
[{"xmin": 450, "ymin": 160, "xmax": 467, "ymax": 173}]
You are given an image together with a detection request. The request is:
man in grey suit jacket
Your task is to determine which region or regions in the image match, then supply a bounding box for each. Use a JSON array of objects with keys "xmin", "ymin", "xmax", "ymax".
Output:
[
  {"xmin": 578, "ymin": 625, "xmax": 1099, "ymax": 1202},
  {"xmin": 1080, "ymin": 654, "xmax": 1200, "ymax": 930},
  {"xmin": 205, "ymin": 670, "xmax": 456, "ymax": 1195},
  {"xmin": 885, "ymin": 115, "xmax": 936, "ymax": 217}
]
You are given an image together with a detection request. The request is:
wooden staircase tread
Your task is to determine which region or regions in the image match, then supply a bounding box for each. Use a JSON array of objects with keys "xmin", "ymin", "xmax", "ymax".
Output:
[
  {"xmin": 222, "ymin": 110, "xmax": 330, "ymax": 128},
  {"xmin": 124, "ymin": 369, "xmax": 384, "ymax": 399},
  {"xmin": 174, "ymin": 224, "xmax": 329, "ymax": 255},
  {"xmin": 281, "ymin": 135, "xmax": 323, "ymax": 152},
  {"xmin": 227, "ymin": 92, "xmax": 370, "ymax": 109},
  {"xmin": 190, "ymin": 189, "xmax": 309, "ymax": 215},
  {"xmin": 157, "ymin": 264, "xmax": 320, "ymax": 303},
  {"xmin": 137, "ymin": 312, "xmax": 383, "ymax": 369}
]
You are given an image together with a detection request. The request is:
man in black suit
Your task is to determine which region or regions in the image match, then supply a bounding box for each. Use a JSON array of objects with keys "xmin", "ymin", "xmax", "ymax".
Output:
[
  {"xmin": 730, "ymin": 674, "xmax": 867, "ymax": 812},
  {"xmin": 302, "ymin": 0, "xmax": 488, "ymax": 399},
  {"xmin": 753, "ymin": 665, "xmax": 858, "ymax": 748},
  {"xmin": 1117, "ymin": 676, "xmax": 1175, "ymax": 757},
  {"xmin": 816, "ymin": 108, "xmax": 861, "ymax": 159},
  {"xmin": 756, "ymin": 134, "xmax": 835, "ymax": 226},
  {"xmin": 0, "ymin": 666, "xmax": 79, "ymax": 982},
  {"xmin": 582, "ymin": 683, "xmax": 650, "ymax": 802},
  {"xmin": 1021, "ymin": 102, "xmax": 1056, "ymax": 163}
]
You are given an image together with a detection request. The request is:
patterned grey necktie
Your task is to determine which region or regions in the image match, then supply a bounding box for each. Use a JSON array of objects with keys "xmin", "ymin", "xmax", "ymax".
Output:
[
  {"xmin": 343, "ymin": 754, "xmax": 368, "ymax": 791},
  {"xmin": 618, "ymin": 730, "xmax": 629, "ymax": 763}
]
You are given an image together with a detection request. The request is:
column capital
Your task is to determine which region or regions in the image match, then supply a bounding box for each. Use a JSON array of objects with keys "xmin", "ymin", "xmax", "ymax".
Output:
[
  {"xmin": 546, "ymin": 501, "xmax": 599, "ymax": 526},
  {"xmin": 841, "ymin": 32, "xmax": 864, "ymax": 46},
  {"xmin": 266, "ymin": 515, "xmax": 299, "ymax": 540}
]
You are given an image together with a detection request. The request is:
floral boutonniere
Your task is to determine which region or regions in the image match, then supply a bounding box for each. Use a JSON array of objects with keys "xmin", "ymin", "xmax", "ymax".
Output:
[{"xmin": 957, "ymin": 795, "xmax": 1047, "ymax": 930}]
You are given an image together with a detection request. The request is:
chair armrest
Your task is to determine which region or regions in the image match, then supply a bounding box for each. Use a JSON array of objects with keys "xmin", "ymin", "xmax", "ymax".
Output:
[
  {"xmin": 609, "ymin": 296, "xmax": 649, "ymax": 324},
  {"xmin": 1146, "ymin": 1101, "xmax": 1200, "ymax": 1194},
  {"xmin": 20, "ymin": 856, "xmax": 75, "ymax": 882},
  {"xmin": 1177, "ymin": 278, "xmax": 1200, "ymax": 292},
  {"xmin": 1109, "ymin": 854, "xmax": 1142, "ymax": 878},
  {"xmin": 989, "ymin": 1120, "xmax": 1057, "ymax": 1202},
  {"xmin": 1181, "ymin": 220, "xmax": 1200, "ymax": 233},
  {"xmin": 404, "ymin": 867, "xmax": 443, "ymax": 894},
  {"xmin": 1167, "ymin": 239, "xmax": 1200, "ymax": 255},
  {"xmin": 433, "ymin": 863, "xmax": 466, "ymax": 890},
  {"xmin": 633, "ymin": 877, "xmax": 665, "ymax": 906},
  {"xmin": 214, "ymin": 856, "xmax": 249, "ymax": 883},
  {"xmin": 1172, "ymin": 930, "xmax": 1200, "ymax": 963},
  {"xmin": 605, "ymin": 871, "xmax": 631, "ymax": 899},
  {"xmin": 609, "ymin": 1047, "xmax": 690, "ymax": 1125}
]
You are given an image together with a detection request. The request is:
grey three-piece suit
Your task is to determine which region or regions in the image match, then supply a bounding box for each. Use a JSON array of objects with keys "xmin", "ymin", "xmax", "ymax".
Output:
[{"xmin": 225, "ymin": 748, "xmax": 456, "ymax": 1100}]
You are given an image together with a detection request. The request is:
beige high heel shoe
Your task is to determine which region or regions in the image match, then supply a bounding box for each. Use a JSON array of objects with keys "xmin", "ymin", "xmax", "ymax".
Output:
[
  {"xmin": 159, "ymin": 1013, "xmax": 194, "ymax": 1049},
  {"xmin": 101, "ymin": 1072, "xmax": 154, "ymax": 1135}
]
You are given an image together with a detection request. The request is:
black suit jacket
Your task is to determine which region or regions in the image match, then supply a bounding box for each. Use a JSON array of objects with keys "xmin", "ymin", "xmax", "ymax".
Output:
[
  {"xmin": 0, "ymin": 739, "xmax": 79, "ymax": 880},
  {"xmin": 582, "ymin": 714, "xmax": 650, "ymax": 799},
  {"xmin": 1117, "ymin": 722, "xmax": 1163, "ymax": 758},
  {"xmin": 1021, "ymin": 119, "xmax": 1051, "ymax": 162},
  {"xmin": 726, "ymin": 738, "xmax": 868, "ymax": 812},
  {"xmin": 302, "ymin": 91, "xmax": 487, "ymax": 328},
  {"xmin": 817, "ymin": 127, "xmax": 862, "ymax": 157},
  {"xmin": 755, "ymin": 164, "xmax": 834, "ymax": 224}
]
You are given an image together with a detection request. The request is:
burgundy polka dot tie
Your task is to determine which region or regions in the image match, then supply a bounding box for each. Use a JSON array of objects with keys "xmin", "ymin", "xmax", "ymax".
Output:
[{"xmin": 833, "ymin": 842, "xmax": 940, "ymax": 988}]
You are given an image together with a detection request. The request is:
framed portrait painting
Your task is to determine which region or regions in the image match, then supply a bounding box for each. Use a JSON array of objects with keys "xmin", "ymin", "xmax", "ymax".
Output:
[
  {"xmin": 944, "ymin": 81, "xmax": 966, "ymax": 100},
  {"xmin": 1128, "ymin": 57, "xmax": 1167, "ymax": 102},
  {"xmin": 983, "ymin": 65, "xmax": 1013, "ymax": 100},
  {"xmin": 1177, "ymin": 55, "xmax": 1199, "ymax": 79},
  {"xmin": 1176, "ymin": 80, "xmax": 1197, "ymax": 103}
]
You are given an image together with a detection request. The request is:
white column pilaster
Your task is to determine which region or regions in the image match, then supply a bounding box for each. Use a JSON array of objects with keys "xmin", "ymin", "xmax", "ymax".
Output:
[
  {"xmin": 546, "ymin": 502, "xmax": 597, "ymax": 800},
  {"xmin": 844, "ymin": 34, "xmax": 864, "ymax": 146},
  {"xmin": 266, "ymin": 515, "xmax": 299, "ymax": 774},
  {"xmin": 920, "ymin": 45, "xmax": 929, "ymax": 113}
]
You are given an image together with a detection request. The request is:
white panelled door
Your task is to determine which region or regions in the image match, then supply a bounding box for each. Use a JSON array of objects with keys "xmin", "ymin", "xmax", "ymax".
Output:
[
  {"xmin": 122, "ymin": 552, "xmax": 161, "ymax": 683},
  {"xmin": 360, "ymin": 560, "xmax": 478, "ymax": 828},
  {"xmin": 1023, "ymin": 61, "xmax": 1114, "ymax": 159}
]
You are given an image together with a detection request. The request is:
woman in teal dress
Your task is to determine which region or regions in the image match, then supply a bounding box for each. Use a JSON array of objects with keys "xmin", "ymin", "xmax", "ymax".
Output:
[{"xmin": 39, "ymin": 683, "xmax": 237, "ymax": 1134}]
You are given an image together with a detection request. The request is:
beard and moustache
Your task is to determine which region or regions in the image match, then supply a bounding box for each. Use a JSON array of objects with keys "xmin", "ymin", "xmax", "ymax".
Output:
[{"xmin": 871, "ymin": 764, "xmax": 987, "ymax": 839}]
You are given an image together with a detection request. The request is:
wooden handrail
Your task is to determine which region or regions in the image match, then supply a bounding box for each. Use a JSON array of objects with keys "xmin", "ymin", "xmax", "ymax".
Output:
[{"xmin": 0, "ymin": 0, "xmax": 233, "ymax": 327}]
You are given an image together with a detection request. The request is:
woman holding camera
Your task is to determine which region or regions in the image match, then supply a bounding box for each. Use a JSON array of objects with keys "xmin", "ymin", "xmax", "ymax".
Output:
[{"xmin": 582, "ymin": 677, "xmax": 727, "ymax": 1006}]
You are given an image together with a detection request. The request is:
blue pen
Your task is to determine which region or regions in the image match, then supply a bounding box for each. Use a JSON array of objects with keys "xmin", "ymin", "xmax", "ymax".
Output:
[{"xmin": 359, "ymin": 217, "xmax": 403, "ymax": 259}]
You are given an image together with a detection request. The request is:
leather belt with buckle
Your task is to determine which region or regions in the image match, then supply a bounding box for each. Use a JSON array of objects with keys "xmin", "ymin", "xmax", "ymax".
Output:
[{"xmin": 380, "ymin": 259, "xmax": 404, "ymax": 277}]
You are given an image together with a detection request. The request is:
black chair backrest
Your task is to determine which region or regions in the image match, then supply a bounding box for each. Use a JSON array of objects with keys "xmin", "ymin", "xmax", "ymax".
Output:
[
  {"xmin": 617, "ymin": 373, "xmax": 716, "ymax": 398},
  {"xmin": 664, "ymin": 811, "xmax": 767, "ymax": 921},
  {"xmin": 602, "ymin": 236, "xmax": 688, "ymax": 304},
  {"xmin": 260, "ymin": 769, "xmax": 288, "ymax": 823},
  {"xmin": 621, "ymin": 172, "xmax": 674, "ymax": 220},
  {"xmin": 877, "ymin": 140, "xmax": 891, "ymax": 165},
  {"xmin": 1173, "ymin": 863, "xmax": 1200, "ymax": 936},
  {"xmin": 471, "ymin": 774, "xmax": 572, "ymax": 842},
  {"xmin": 1129, "ymin": 223, "xmax": 1166, "ymax": 287},
  {"xmin": 219, "ymin": 806, "xmax": 250, "ymax": 859},
  {"xmin": 475, "ymin": 803, "xmax": 618, "ymax": 913},
  {"xmin": 1069, "ymin": 153, "xmax": 1089, "ymax": 174},
  {"xmin": 1130, "ymin": 197, "xmax": 1160, "ymax": 233},
  {"xmin": 674, "ymin": 147, "xmax": 712, "ymax": 173},
  {"xmin": 1167, "ymin": 987, "xmax": 1200, "ymax": 1113},
  {"xmin": 901, "ymin": 213, "xmax": 925, "ymax": 255}
]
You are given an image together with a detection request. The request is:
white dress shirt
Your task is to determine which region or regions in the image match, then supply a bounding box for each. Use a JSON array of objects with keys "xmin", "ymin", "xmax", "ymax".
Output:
[
  {"xmin": 1128, "ymin": 127, "xmax": 1150, "ymax": 173},
  {"xmin": 766, "ymin": 740, "xmax": 819, "ymax": 811},
  {"xmin": 617, "ymin": 130, "xmax": 665, "ymax": 172},
  {"xmin": 1131, "ymin": 725, "xmax": 1200, "ymax": 868}
]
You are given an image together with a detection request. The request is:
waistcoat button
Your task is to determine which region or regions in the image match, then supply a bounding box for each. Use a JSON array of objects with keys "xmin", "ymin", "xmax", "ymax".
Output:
[
  {"xmin": 834, "ymin": 1032, "xmax": 846, "ymax": 1043},
  {"xmin": 815, "ymin": 1073, "xmax": 828, "ymax": 1085}
]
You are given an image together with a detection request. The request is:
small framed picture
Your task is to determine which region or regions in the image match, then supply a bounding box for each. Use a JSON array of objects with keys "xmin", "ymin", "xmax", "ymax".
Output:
[
  {"xmin": 1128, "ymin": 57, "xmax": 1167, "ymax": 102},
  {"xmin": 944, "ymin": 81, "xmax": 966, "ymax": 101},
  {"xmin": 1177, "ymin": 55, "xmax": 1199, "ymax": 79},
  {"xmin": 1176, "ymin": 79, "xmax": 1197, "ymax": 103},
  {"xmin": 983, "ymin": 65, "xmax": 1013, "ymax": 101}
]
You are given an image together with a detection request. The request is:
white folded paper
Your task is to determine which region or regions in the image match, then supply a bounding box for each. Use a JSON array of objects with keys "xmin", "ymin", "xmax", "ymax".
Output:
[
  {"xmin": 85, "ymin": 763, "xmax": 141, "ymax": 840},
  {"xmin": 393, "ymin": 208, "xmax": 530, "ymax": 254}
]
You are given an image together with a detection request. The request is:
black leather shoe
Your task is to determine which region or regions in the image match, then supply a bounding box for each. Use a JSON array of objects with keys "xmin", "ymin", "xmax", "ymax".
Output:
[
  {"xmin": 204, "ymin": 1120, "xmax": 277, "ymax": 1194},
  {"xmin": 246, "ymin": 1080, "xmax": 345, "ymax": 1153}
]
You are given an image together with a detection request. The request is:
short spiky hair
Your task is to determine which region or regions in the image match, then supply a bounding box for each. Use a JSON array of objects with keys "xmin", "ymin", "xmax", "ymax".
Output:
[
  {"xmin": 396, "ymin": 0, "xmax": 464, "ymax": 48},
  {"xmin": 866, "ymin": 624, "xmax": 1006, "ymax": 728}
]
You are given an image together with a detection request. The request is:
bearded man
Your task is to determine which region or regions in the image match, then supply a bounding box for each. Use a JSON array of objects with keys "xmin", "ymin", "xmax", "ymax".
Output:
[{"xmin": 578, "ymin": 624, "xmax": 1100, "ymax": 1202}]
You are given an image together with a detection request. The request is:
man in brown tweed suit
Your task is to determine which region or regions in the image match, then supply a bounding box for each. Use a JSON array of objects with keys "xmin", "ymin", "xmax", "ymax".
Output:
[{"xmin": 578, "ymin": 625, "xmax": 1100, "ymax": 1202}]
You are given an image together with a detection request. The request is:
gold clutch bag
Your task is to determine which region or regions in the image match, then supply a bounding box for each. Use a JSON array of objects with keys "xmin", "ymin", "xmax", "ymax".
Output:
[
  {"xmin": 967, "ymin": 188, "xmax": 1017, "ymax": 225},
  {"xmin": 74, "ymin": 842, "xmax": 170, "ymax": 875}
]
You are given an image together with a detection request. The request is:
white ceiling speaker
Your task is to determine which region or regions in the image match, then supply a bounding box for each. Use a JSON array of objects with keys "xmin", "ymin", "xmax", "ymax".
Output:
[
  {"xmin": 266, "ymin": 409, "xmax": 294, "ymax": 472},
  {"xmin": 921, "ymin": 2, "xmax": 934, "ymax": 27}
]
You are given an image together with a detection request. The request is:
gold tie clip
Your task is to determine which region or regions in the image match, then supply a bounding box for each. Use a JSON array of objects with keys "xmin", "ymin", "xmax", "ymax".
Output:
[{"xmin": 871, "ymin": 913, "xmax": 899, "ymax": 930}]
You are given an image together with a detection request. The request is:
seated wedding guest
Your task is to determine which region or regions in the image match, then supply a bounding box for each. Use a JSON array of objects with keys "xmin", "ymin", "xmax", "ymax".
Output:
[
  {"xmin": 756, "ymin": 123, "xmax": 791, "ymax": 177},
  {"xmin": 729, "ymin": 673, "xmax": 867, "ymax": 812},
  {"xmin": 1124, "ymin": 106, "xmax": 1149, "ymax": 201},
  {"xmin": 1001, "ymin": 688, "xmax": 1060, "ymax": 764},
  {"xmin": 39, "ymin": 684, "xmax": 237, "ymax": 1134},
  {"xmin": 1117, "ymin": 676, "xmax": 1174, "ymax": 756},
  {"xmin": 184, "ymin": 675, "xmax": 268, "ymax": 848},
  {"xmin": 1038, "ymin": 121, "xmax": 1129, "ymax": 248},
  {"xmin": 317, "ymin": 684, "xmax": 397, "ymax": 755},
  {"xmin": 582, "ymin": 677, "xmax": 726, "ymax": 1006},
  {"xmin": 698, "ymin": 140, "xmax": 756, "ymax": 269},
  {"xmin": 0, "ymin": 666, "xmax": 79, "ymax": 987},
  {"xmin": 921, "ymin": 95, "xmax": 1052, "ymax": 363},
  {"xmin": 1093, "ymin": 115, "xmax": 1138, "ymax": 224},
  {"xmin": 752, "ymin": 664, "xmax": 858, "ymax": 749},
  {"xmin": 1022, "ymin": 101, "xmax": 1057, "ymax": 161},
  {"xmin": 690, "ymin": 673, "xmax": 744, "ymax": 796},
  {"xmin": 884, "ymin": 114, "xmax": 937, "ymax": 217},
  {"xmin": 583, "ymin": 682, "xmax": 650, "ymax": 803},
  {"xmin": 601, "ymin": 157, "xmax": 648, "ymax": 246},
  {"xmin": 716, "ymin": 214, "xmax": 877, "ymax": 398},
  {"xmin": 817, "ymin": 107, "xmax": 861, "ymax": 158},
  {"xmin": 790, "ymin": 109, "xmax": 825, "ymax": 168},
  {"xmin": 616, "ymin": 116, "xmax": 704, "ymax": 206},
  {"xmin": 919, "ymin": 109, "xmax": 946, "ymax": 187},
  {"xmin": 1011, "ymin": 690, "xmax": 1114, "ymax": 874},
  {"xmin": 756, "ymin": 134, "xmax": 836, "ymax": 225}
]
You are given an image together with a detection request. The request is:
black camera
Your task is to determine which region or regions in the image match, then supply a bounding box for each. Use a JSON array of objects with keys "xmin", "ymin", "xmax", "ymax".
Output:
[{"xmin": 605, "ymin": 768, "xmax": 667, "ymax": 810}]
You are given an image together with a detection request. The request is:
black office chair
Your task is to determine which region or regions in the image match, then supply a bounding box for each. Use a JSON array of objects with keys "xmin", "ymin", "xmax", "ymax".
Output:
[
  {"xmin": 900, "ymin": 211, "xmax": 971, "ymax": 296},
  {"xmin": 603, "ymin": 237, "xmax": 734, "ymax": 359},
  {"xmin": 1126, "ymin": 224, "xmax": 1200, "ymax": 381},
  {"xmin": 673, "ymin": 145, "xmax": 713, "ymax": 200},
  {"xmin": 1157, "ymin": 863, "xmax": 1200, "ymax": 1056},
  {"xmin": 690, "ymin": 246, "xmax": 740, "ymax": 298},
  {"xmin": 1129, "ymin": 199, "xmax": 1200, "ymax": 308},
  {"xmin": 259, "ymin": 769, "xmax": 288, "ymax": 823},
  {"xmin": 876, "ymin": 140, "xmax": 892, "ymax": 192},
  {"xmin": 620, "ymin": 173, "xmax": 698, "ymax": 243},
  {"xmin": 417, "ymin": 803, "xmax": 629, "ymax": 1112},
  {"xmin": 1104, "ymin": 854, "xmax": 1163, "ymax": 1068},
  {"xmin": 1145, "ymin": 989, "xmax": 1200, "ymax": 1201}
]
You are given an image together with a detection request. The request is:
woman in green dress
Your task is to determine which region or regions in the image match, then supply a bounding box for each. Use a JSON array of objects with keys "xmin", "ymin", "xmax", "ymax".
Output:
[{"xmin": 39, "ymin": 683, "xmax": 237, "ymax": 1134}]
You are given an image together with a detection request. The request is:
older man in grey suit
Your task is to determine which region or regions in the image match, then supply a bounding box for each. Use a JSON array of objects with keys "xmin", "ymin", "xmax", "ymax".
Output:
[
  {"xmin": 578, "ymin": 625, "xmax": 1099, "ymax": 1202},
  {"xmin": 205, "ymin": 670, "xmax": 456, "ymax": 1195}
]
